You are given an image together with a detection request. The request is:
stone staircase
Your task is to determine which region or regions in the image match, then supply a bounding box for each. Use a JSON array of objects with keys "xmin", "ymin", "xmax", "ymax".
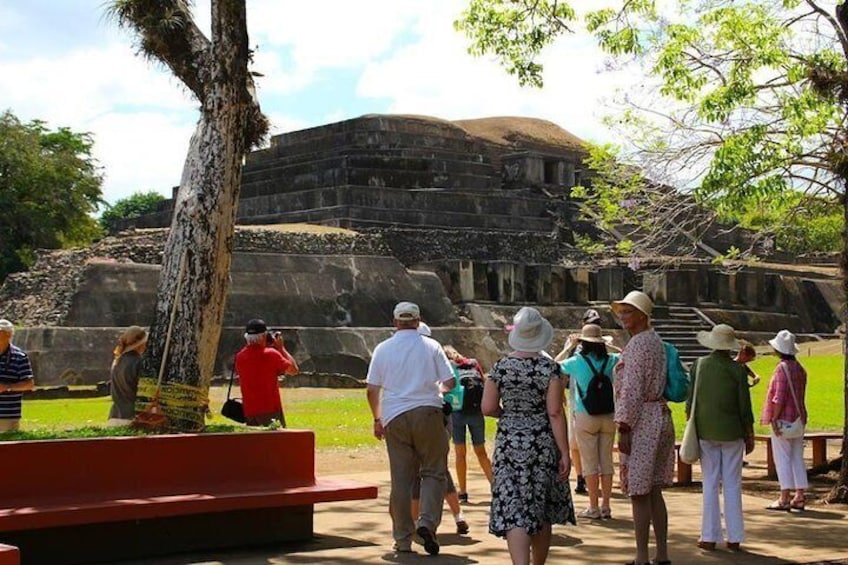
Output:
[{"xmin": 653, "ymin": 306, "xmax": 713, "ymax": 366}]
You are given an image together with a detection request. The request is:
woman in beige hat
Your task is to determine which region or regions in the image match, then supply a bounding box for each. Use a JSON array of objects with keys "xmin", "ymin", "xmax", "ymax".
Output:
[
  {"xmin": 483, "ymin": 307, "xmax": 575, "ymax": 564},
  {"xmin": 687, "ymin": 324, "xmax": 754, "ymax": 552},
  {"xmin": 107, "ymin": 326, "xmax": 148, "ymax": 425},
  {"xmin": 760, "ymin": 329, "xmax": 808, "ymax": 511},
  {"xmin": 610, "ymin": 291, "xmax": 674, "ymax": 565},
  {"xmin": 559, "ymin": 324, "xmax": 619, "ymax": 520}
]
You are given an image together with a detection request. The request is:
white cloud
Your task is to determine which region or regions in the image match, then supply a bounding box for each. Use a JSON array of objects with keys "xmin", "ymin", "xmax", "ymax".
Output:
[
  {"xmin": 90, "ymin": 112, "xmax": 195, "ymax": 204},
  {"xmin": 354, "ymin": 0, "xmax": 634, "ymax": 144},
  {"xmin": 0, "ymin": 0, "xmax": 646, "ymax": 209}
]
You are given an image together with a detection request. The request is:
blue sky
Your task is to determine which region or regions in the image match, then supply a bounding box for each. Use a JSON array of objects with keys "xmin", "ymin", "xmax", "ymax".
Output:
[{"xmin": 0, "ymin": 0, "xmax": 633, "ymax": 206}]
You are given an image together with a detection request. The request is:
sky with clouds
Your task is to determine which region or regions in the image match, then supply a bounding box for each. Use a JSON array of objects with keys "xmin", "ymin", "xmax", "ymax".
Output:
[{"xmin": 0, "ymin": 0, "xmax": 639, "ymax": 208}]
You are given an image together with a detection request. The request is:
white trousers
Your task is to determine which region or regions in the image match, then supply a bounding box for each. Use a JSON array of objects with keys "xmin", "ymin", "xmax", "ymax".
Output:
[
  {"xmin": 699, "ymin": 439, "xmax": 745, "ymax": 544},
  {"xmin": 771, "ymin": 431, "xmax": 808, "ymax": 490}
]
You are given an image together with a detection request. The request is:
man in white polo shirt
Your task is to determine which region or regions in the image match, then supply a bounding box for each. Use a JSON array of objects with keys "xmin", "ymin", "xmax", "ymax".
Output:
[{"xmin": 366, "ymin": 301, "xmax": 456, "ymax": 556}]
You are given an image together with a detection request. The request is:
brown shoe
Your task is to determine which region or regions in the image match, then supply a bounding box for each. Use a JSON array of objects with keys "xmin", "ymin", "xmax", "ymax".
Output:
[
  {"xmin": 727, "ymin": 542, "xmax": 741, "ymax": 551},
  {"xmin": 696, "ymin": 541, "xmax": 716, "ymax": 550}
]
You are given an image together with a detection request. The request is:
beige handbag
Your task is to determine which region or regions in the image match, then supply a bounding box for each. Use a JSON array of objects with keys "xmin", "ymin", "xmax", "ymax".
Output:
[{"xmin": 679, "ymin": 360, "xmax": 701, "ymax": 464}]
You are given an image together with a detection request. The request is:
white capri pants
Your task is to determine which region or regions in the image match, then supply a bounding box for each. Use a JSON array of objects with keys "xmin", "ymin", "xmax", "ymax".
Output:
[{"xmin": 771, "ymin": 431, "xmax": 808, "ymax": 490}]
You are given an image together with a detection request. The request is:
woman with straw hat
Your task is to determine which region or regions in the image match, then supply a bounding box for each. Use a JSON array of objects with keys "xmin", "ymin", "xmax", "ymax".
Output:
[
  {"xmin": 687, "ymin": 324, "xmax": 754, "ymax": 552},
  {"xmin": 483, "ymin": 306, "xmax": 575, "ymax": 565},
  {"xmin": 107, "ymin": 326, "xmax": 148, "ymax": 425},
  {"xmin": 760, "ymin": 329, "xmax": 808, "ymax": 512},
  {"xmin": 560, "ymin": 323, "xmax": 619, "ymax": 520},
  {"xmin": 611, "ymin": 291, "xmax": 674, "ymax": 565}
]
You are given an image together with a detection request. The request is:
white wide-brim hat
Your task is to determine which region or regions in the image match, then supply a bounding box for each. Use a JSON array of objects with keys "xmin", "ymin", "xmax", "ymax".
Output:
[
  {"xmin": 769, "ymin": 329, "xmax": 799, "ymax": 356},
  {"xmin": 508, "ymin": 307, "xmax": 554, "ymax": 353},
  {"xmin": 696, "ymin": 324, "xmax": 739, "ymax": 351},
  {"xmin": 611, "ymin": 290, "xmax": 653, "ymax": 317}
]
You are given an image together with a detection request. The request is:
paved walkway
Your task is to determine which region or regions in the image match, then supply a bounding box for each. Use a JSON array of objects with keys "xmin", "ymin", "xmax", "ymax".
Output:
[{"xmin": 112, "ymin": 449, "xmax": 848, "ymax": 565}]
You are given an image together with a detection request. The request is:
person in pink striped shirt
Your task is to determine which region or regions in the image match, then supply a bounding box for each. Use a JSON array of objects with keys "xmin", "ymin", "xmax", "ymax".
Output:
[{"xmin": 760, "ymin": 330, "xmax": 808, "ymax": 511}]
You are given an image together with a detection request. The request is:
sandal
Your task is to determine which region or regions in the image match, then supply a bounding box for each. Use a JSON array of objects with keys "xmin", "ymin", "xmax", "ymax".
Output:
[
  {"xmin": 790, "ymin": 501, "xmax": 805, "ymax": 511},
  {"xmin": 766, "ymin": 500, "xmax": 791, "ymax": 511}
]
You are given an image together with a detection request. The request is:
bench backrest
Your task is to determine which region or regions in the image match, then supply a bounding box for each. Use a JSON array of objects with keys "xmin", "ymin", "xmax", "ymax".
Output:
[{"xmin": 2, "ymin": 430, "xmax": 315, "ymax": 504}]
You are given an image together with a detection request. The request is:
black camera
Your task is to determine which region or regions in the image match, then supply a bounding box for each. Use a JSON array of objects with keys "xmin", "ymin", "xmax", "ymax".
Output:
[{"xmin": 266, "ymin": 330, "xmax": 281, "ymax": 343}]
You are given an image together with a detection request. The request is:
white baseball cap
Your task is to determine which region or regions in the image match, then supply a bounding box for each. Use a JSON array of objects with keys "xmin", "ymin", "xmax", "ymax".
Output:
[{"xmin": 393, "ymin": 301, "xmax": 420, "ymax": 320}]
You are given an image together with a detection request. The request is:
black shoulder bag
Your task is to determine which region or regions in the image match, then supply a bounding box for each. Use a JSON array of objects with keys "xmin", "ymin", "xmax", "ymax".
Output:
[{"xmin": 221, "ymin": 365, "xmax": 246, "ymax": 423}]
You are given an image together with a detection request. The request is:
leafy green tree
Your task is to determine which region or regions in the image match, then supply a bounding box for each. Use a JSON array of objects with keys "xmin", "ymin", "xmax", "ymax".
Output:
[
  {"xmin": 457, "ymin": 0, "xmax": 848, "ymax": 501},
  {"xmin": 99, "ymin": 190, "xmax": 165, "ymax": 234},
  {"xmin": 108, "ymin": 0, "xmax": 267, "ymax": 431},
  {"xmin": 0, "ymin": 110, "xmax": 103, "ymax": 282}
]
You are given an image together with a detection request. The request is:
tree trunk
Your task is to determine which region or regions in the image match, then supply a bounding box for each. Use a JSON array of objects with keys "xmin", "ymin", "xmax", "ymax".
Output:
[
  {"xmin": 830, "ymin": 186, "xmax": 848, "ymax": 503},
  {"xmin": 132, "ymin": 0, "xmax": 263, "ymax": 431}
]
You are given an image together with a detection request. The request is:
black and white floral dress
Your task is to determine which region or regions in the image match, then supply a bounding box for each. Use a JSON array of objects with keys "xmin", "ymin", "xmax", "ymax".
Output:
[{"xmin": 488, "ymin": 355, "xmax": 576, "ymax": 537}]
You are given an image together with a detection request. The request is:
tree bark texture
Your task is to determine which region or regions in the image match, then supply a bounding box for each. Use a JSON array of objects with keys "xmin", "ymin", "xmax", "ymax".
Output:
[{"xmin": 130, "ymin": 0, "xmax": 267, "ymax": 431}]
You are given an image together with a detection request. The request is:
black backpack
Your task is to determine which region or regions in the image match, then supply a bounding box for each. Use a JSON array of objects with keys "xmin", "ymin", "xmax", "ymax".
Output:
[
  {"xmin": 457, "ymin": 362, "xmax": 484, "ymax": 414},
  {"xmin": 575, "ymin": 354, "xmax": 614, "ymax": 416}
]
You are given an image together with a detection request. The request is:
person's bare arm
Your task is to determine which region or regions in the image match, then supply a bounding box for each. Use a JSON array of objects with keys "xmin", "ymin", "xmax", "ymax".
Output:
[
  {"xmin": 366, "ymin": 384, "xmax": 385, "ymax": 440},
  {"xmin": 546, "ymin": 376, "xmax": 571, "ymax": 481},
  {"xmin": 273, "ymin": 335, "xmax": 299, "ymax": 375},
  {"xmin": 0, "ymin": 379, "xmax": 34, "ymax": 393},
  {"xmin": 481, "ymin": 379, "xmax": 501, "ymax": 417},
  {"xmin": 554, "ymin": 334, "xmax": 579, "ymax": 363}
]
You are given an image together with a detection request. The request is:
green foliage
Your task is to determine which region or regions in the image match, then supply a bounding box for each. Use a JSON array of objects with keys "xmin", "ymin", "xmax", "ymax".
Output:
[
  {"xmin": 455, "ymin": 0, "xmax": 577, "ymax": 87},
  {"xmin": 0, "ymin": 110, "xmax": 104, "ymax": 282},
  {"xmin": 457, "ymin": 1, "xmax": 848, "ymax": 256},
  {"xmin": 100, "ymin": 190, "xmax": 165, "ymax": 234}
]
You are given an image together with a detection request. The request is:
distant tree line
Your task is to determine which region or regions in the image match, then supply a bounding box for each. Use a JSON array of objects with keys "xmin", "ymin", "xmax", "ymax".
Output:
[{"xmin": 0, "ymin": 109, "xmax": 166, "ymax": 283}]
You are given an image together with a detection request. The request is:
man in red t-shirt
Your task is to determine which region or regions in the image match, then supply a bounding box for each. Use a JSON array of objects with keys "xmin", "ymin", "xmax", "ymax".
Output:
[{"xmin": 234, "ymin": 319, "xmax": 299, "ymax": 427}]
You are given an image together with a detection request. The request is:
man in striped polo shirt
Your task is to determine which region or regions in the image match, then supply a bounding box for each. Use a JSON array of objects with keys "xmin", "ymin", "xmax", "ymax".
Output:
[{"xmin": 0, "ymin": 319, "xmax": 34, "ymax": 432}]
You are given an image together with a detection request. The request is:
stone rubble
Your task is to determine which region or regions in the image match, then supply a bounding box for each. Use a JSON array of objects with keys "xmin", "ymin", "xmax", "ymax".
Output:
[{"xmin": 0, "ymin": 228, "xmax": 390, "ymax": 327}]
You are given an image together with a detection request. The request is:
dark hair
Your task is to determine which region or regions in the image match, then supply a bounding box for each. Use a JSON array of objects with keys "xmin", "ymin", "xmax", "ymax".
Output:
[
  {"xmin": 737, "ymin": 339, "xmax": 756, "ymax": 358},
  {"xmin": 580, "ymin": 341, "xmax": 608, "ymax": 360},
  {"xmin": 778, "ymin": 352, "xmax": 796, "ymax": 361}
]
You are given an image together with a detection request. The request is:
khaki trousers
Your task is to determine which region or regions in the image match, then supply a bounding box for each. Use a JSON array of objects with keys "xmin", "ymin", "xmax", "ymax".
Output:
[{"xmin": 384, "ymin": 406, "xmax": 449, "ymax": 545}]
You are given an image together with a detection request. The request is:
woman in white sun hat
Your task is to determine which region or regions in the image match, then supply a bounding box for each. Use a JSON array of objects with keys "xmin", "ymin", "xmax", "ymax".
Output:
[
  {"xmin": 761, "ymin": 329, "xmax": 808, "ymax": 512},
  {"xmin": 610, "ymin": 290, "xmax": 675, "ymax": 565},
  {"xmin": 484, "ymin": 306, "xmax": 575, "ymax": 564},
  {"xmin": 686, "ymin": 324, "xmax": 754, "ymax": 552}
]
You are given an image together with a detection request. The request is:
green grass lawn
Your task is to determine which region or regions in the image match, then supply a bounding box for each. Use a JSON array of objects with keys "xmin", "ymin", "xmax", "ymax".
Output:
[
  {"xmin": 668, "ymin": 354, "xmax": 844, "ymax": 438},
  {"xmin": 5, "ymin": 353, "xmax": 844, "ymax": 446}
]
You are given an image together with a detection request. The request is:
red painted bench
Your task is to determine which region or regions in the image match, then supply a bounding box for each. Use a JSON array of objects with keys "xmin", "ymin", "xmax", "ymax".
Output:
[
  {"xmin": 0, "ymin": 431, "xmax": 376, "ymax": 564},
  {"xmin": 0, "ymin": 545, "xmax": 19, "ymax": 565},
  {"xmin": 755, "ymin": 432, "xmax": 842, "ymax": 478}
]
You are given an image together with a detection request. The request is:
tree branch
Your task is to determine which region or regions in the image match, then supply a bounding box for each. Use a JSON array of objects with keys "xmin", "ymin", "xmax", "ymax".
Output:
[{"xmin": 107, "ymin": 0, "xmax": 213, "ymax": 101}]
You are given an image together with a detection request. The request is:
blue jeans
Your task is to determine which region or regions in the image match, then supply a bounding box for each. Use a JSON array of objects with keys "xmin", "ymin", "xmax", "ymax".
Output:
[{"xmin": 450, "ymin": 411, "xmax": 486, "ymax": 445}]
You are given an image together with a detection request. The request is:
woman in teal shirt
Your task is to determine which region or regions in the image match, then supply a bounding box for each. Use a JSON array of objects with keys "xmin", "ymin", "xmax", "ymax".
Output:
[{"xmin": 560, "ymin": 324, "xmax": 619, "ymax": 520}]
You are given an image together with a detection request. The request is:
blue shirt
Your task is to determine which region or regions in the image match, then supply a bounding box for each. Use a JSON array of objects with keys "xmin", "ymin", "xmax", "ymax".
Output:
[
  {"xmin": 0, "ymin": 344, "xmax": 34, "ymax": 419},
  {"xmin": 560, "ymin": 352, "xmax": 618, "ymax": 415}
]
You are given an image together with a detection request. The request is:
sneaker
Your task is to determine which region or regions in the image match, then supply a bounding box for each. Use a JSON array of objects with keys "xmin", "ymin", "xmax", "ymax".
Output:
[
  {"xmin": 578, "ymin": 507, "xmax": 602, "ymax": 519},
  {"xmin": 600, "ymin": 506, "xmax": 612, "ymax": 519},
  {"xmin": 456, "ymin": 518, "xmax": 469, "ymax": 535},
  {"xmin": 458, "ymin": 492, "xmax": 469, "ymax": 504},
  {"xmin": 416, "ymin": 526, "xmax": 440, "ymax": 556},
  {"xmin": 575, "ymin": 475, "xmax": 587, "ymax": 495}
]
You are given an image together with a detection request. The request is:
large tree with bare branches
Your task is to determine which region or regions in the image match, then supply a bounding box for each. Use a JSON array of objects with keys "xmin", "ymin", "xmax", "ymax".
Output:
[
  {"xmin": 108, "ymin": 0, "xmax": 268, "ymax": 430},
  {"xmin": 458, "ymin": 0, "xmax": 848, "ymax": 501}
]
